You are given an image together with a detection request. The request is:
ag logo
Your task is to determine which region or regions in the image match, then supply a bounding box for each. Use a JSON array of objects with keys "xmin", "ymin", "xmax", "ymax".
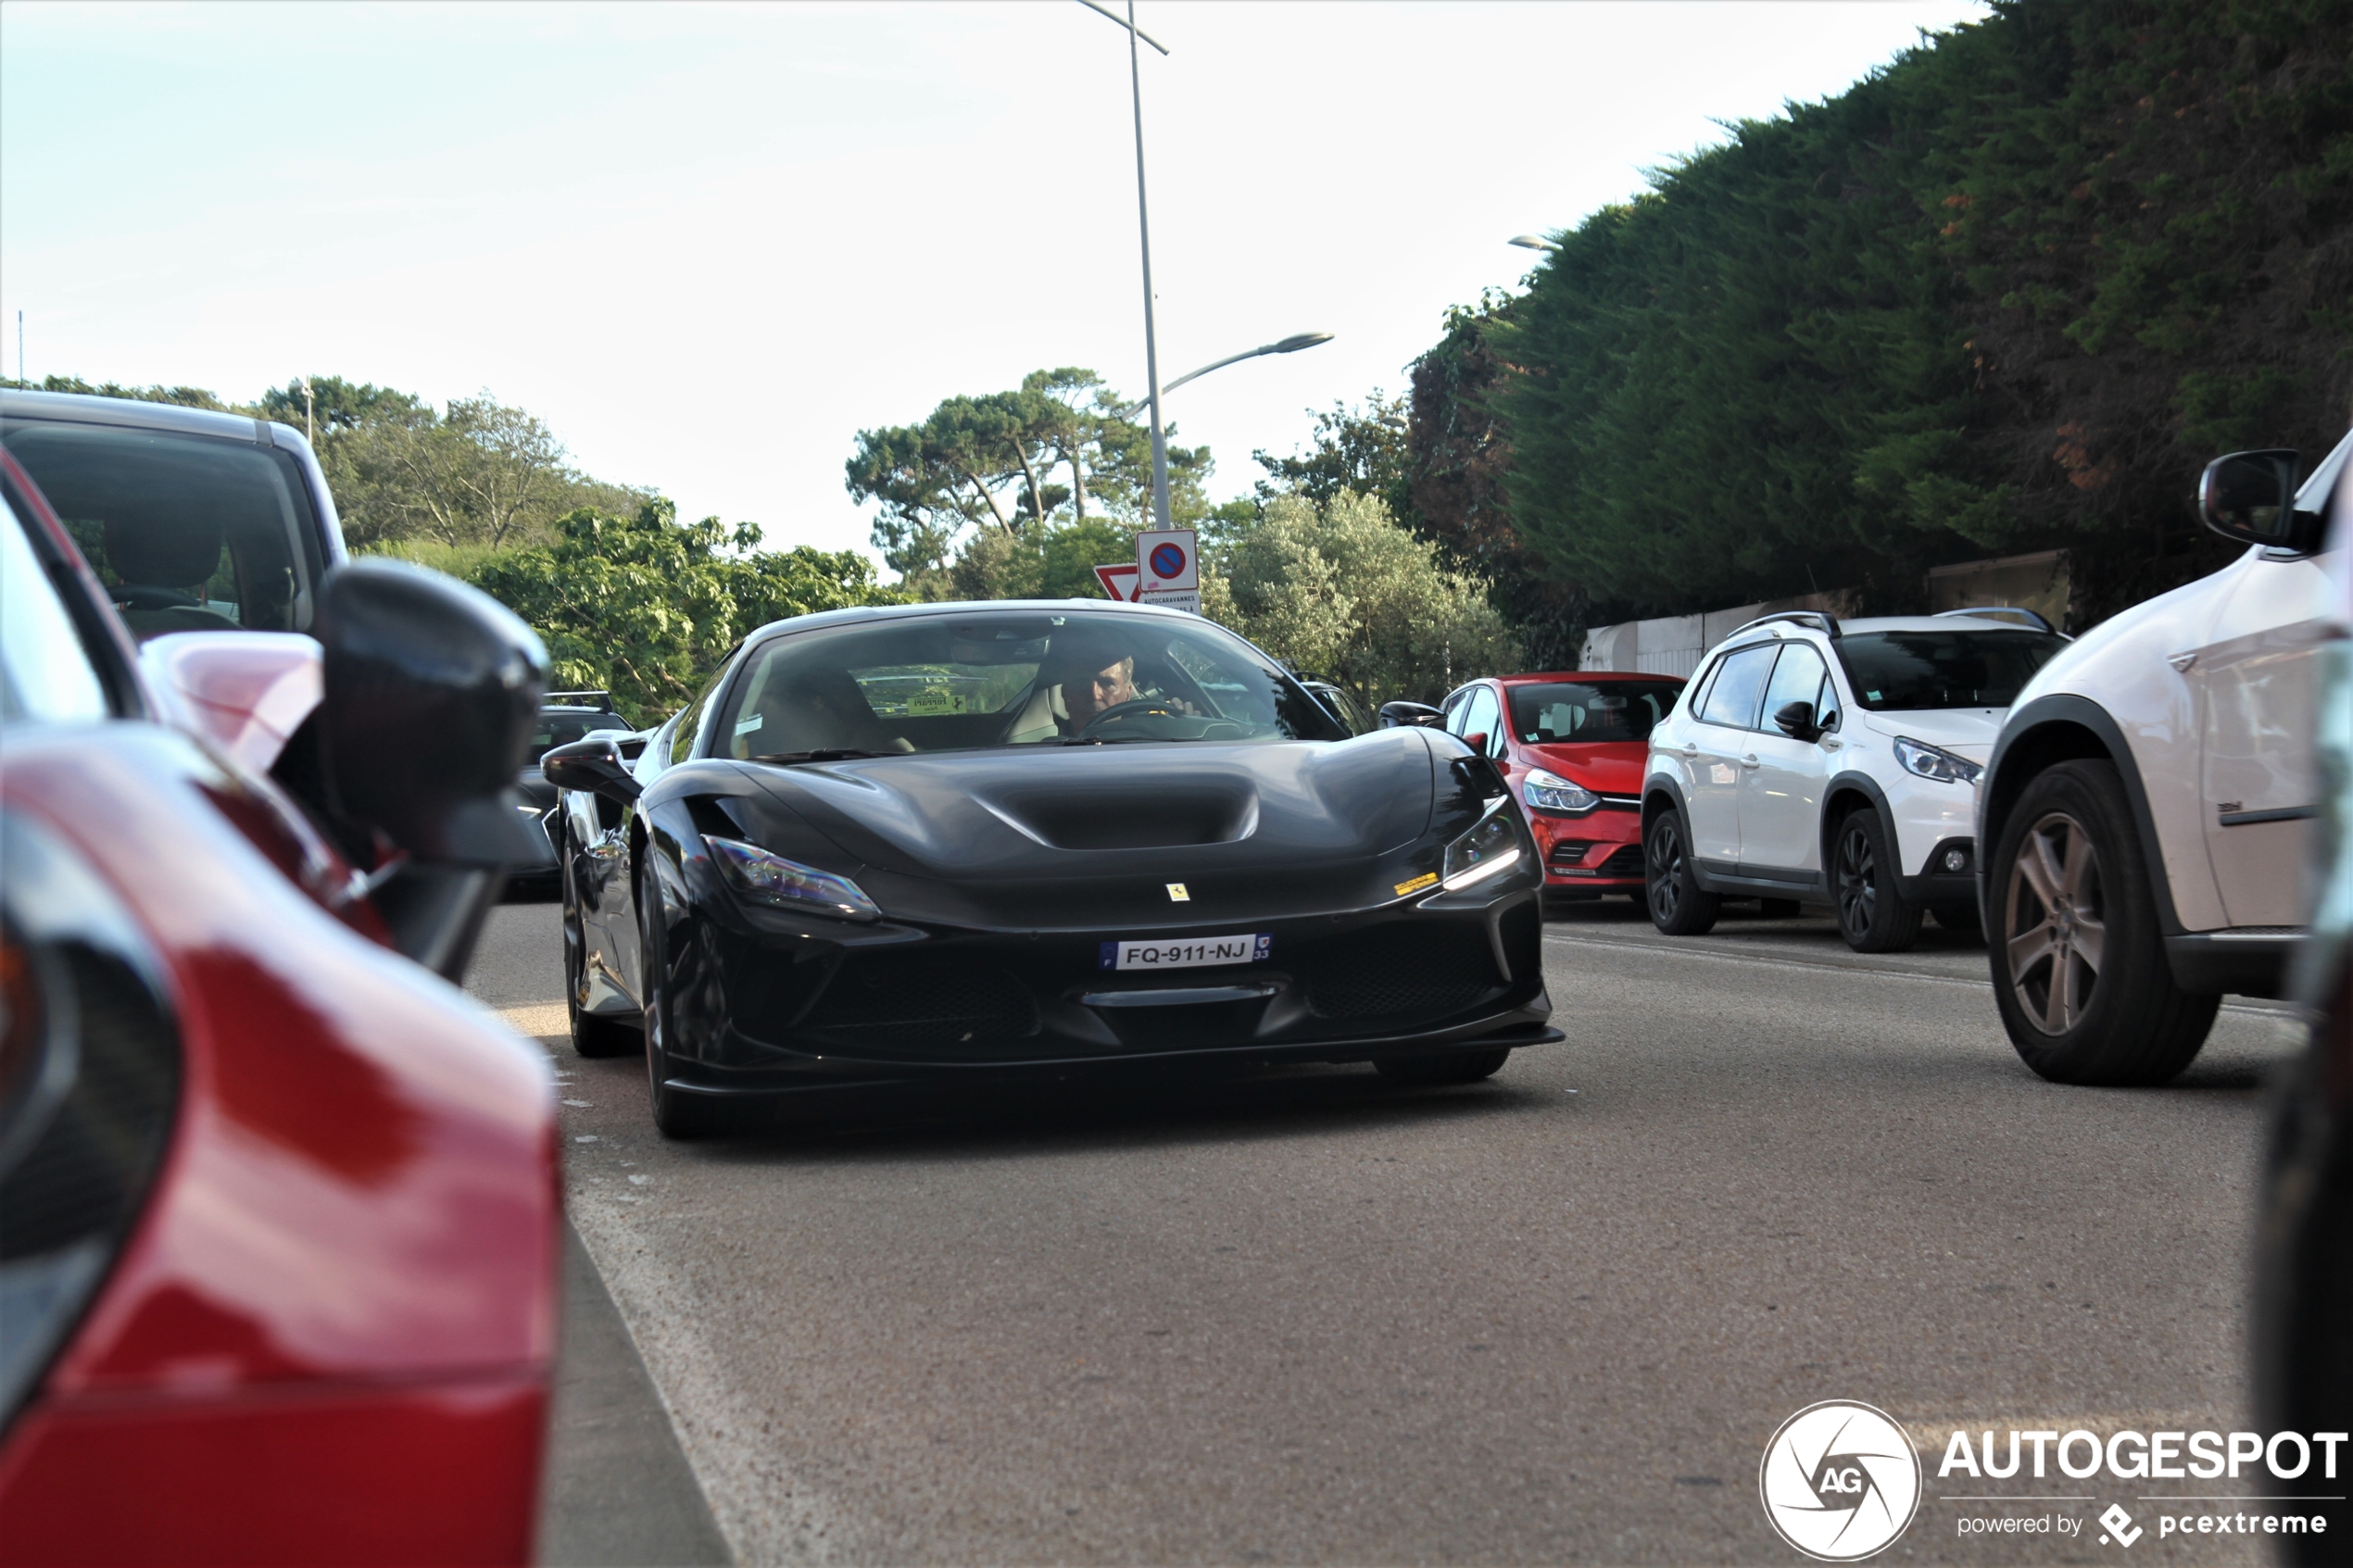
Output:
[{"xmin": 1758, "ymin": 1400, "xmax": 1921, "ymax": 1561}]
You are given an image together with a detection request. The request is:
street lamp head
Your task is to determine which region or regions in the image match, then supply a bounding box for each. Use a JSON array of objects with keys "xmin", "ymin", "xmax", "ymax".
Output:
[
  {"xmin": 1268, "ymin": 332, "xmax": 1334, "ymax": 355},
  {"xmin": 1509, "ymin": 234, "xmax": 1561, "ymax": 252}
]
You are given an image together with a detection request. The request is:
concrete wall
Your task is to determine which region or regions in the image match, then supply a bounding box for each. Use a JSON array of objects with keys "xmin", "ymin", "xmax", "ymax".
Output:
[
  {"xmin": 1579, "ymin": 590, "xmax": 1860, "ymax": 675},
  {"xmin": 1924, "ymin": 548, "xmax": 2070, "ymax": 632}
]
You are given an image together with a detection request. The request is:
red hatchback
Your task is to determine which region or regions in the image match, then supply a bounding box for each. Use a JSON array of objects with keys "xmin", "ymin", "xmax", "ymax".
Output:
[{"xmin": 1439, "ymin": 671, "xmax": 1688, "ymax": 904}]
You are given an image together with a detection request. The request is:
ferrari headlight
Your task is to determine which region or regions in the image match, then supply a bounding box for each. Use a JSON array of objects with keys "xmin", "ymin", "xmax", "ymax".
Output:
[
  {"xmin": 1522, "ymin": 767, "xmax": 1599, "ymax": 814},
  {"xmin": 1441, "ymin": 797, "xmax": 1523, "ymax": 891},
  {"xmin": 705, "ymin": 835, "xmax": 880, "ymax": 922},
  {"xmin": 1894, "ymin": 736, "xmax": 1983, "ymax": 787}
]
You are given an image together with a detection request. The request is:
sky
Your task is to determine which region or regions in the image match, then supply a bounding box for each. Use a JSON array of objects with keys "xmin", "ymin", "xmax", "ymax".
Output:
[{"xmin": 0, "ymin": 0, "xmax": 1988, "ymax": 571}]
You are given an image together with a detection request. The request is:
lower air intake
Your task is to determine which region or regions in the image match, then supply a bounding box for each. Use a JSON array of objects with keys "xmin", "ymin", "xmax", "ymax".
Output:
[
  {"xmin": 1304, "ymin": 922, "xmax": 1499, "ymax": 1022},
  {"xmin": 801, "ymin": 955, "xmax": 1039, "ymax": 1052}
]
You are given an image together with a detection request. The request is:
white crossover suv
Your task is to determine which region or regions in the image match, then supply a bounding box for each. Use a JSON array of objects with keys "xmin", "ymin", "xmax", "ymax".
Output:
[
  {"xmin": 1642, "ymin": 611, "xmax": 2070, "ymax": 951},
  {"xmin": 1977, "ymin": 429, "xmax": 2351, "ymax": 1085}
]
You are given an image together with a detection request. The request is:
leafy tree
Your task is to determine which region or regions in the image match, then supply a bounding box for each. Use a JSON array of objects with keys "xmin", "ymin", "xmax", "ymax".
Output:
[
  {"xmin": 1405, "ymin": 295, "xmax": 1585, "ymax": 671},
  {"xmin": 848, "ymin": 370, "xmax": 1214, "ymax": 593},
  {"xmin": 1434, "ymin": 0, "xmax": 2351, "ymax": 630},
  {"xmin": 470, "ymin": 499, "xmax": 902, "ymax": 722},
  {"xmin": 1202, "ymin": 490, "xmax": 1519, "ymax": 709},
  {"xmin": 256, "ymin": 375, "xmax": 426, "ymax": 440},
  {"xmin": 1252, "ymin": 392, "xmax": 1415, "ymax": 517},
  {"xmin": 249, "ymin": 379, "xmax": 654, "ymax": 550},
  {"xmin": 28, "ymin": 374, "xmax": 232, "ymax": 409}
]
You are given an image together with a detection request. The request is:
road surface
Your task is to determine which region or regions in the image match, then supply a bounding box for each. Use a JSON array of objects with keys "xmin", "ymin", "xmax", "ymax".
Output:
[{"xmin": 472, "ymin": 894, "xmax": 2302, "ymax": 1565}]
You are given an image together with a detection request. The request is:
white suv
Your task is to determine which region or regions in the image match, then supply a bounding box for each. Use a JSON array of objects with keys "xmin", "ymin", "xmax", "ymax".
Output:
[
  {"xmin": 1976, "ymin": 429, "xmax": 2350, "ymax": 1085},
  {"xmin": 1642, "ymin": 611, "xmax": 2070, "ymax": 950}
]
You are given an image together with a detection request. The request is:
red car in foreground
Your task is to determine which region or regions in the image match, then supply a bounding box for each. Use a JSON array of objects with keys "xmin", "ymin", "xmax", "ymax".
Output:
[
  {"xmin": 0, "ymin": 454, "xmax": 558, "ymax": 1564},
  {"xmin": 1439, "ymin": 671, "xmax": 1689, "ymax": 904}
]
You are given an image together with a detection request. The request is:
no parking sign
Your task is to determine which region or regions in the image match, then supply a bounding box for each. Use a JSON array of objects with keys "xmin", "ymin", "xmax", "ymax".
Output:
[{"xmin": 1136, "ymin": 528, "xmax": 1199, "ymax": 613}]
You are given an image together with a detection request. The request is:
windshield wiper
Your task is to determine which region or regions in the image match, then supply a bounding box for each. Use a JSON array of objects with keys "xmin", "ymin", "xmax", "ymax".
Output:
[{"xmin": 750, "ymin": 748, "xmax": 885, "ymax": 765}]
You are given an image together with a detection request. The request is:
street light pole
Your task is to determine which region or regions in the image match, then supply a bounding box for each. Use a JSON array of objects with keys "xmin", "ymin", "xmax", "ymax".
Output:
[
  {"xmin": 1113, "ymin": 332, "xmax": 1334, "ymax": 420},
  {"xmin": 1124, "ymin": 0, "xmax": 1174, "ymax": 531},
  {"xmin": 1079, "ymin": 0, "xmax": 1177, "ymax": 529}
]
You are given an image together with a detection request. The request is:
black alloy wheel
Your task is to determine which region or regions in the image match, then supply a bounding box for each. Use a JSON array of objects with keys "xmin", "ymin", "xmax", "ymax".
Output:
[
  {"xmin": 635, "ymin": 859, "xmax": 730, "ymax": 1138},
  {"xmin": 1644, "ymin": 809, "xmax": 1719, "ymax": 935},
  {"xmin": 1832, "ymin": 809, "xmax": 1922, "ymax": 954},
  {"xmin": 1374, "ymin": 1047, "xmax": 1511, "ymax": 1085},
  {"xmin": 563, "ymin": 840, "xmax": 639, "ymax": 1059},
  {"xmin": 1986, "ymin": 760, "xmax": 2217, "ymax": 1085}
]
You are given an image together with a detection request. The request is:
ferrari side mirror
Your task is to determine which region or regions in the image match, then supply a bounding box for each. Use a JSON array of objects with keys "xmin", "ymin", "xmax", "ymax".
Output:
[{"xmin": 544, "ymin": 735, "xmax": 643, "ymax": 806}]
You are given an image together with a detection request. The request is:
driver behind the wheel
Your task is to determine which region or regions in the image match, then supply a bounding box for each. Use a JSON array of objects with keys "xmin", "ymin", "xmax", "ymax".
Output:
[{"xmin": 1003, "ymin": 628, "xmax": 1142, "ymax": 744}]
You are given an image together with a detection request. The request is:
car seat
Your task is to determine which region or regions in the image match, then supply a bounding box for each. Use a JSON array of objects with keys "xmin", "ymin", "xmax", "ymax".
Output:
[{"xmin": 104, "ymin": 513, "xmax": 238, "ymax": 637}]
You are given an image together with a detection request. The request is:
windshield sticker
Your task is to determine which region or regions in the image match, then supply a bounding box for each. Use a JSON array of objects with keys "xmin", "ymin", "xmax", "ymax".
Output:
[{"xmin": 734, "ymin": 713, "xmax": 764, "ymax": 736}]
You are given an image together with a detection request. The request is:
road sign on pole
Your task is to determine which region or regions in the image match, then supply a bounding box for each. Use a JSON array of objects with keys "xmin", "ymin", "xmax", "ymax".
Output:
[
  {"xmin": 1093, "ymin": 562, "xmax": 1140, "ymax": 602},
  {"xmin": 1137, "ymin": 529, "xmax": 1197, "ymax": 591}
]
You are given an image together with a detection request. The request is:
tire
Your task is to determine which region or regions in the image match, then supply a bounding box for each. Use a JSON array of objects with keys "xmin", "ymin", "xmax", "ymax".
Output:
[
  {"xmin": 1644, "ymin": 809, "xmax": 1720, "ymax": 935},
  {"xmin": 1987, "ymin": 760, "xmax": 2219, "ymax": 1085},
  {"xmin": 1376, "ymin": 1047, "xmax": 1510, "ymax": 1085},
  {"xmin": 563, "ymin": 844, "xmax": 640, "ymax": 1059},
  {"xmin": 636, "ymin": 859, "xmax": 733, "ymax": 1138},
  {"xmin": 1832, "ymin": 809, "xmax": 1922, "ymax": 954},
  {"xmin": 1758, "ymin": 897, "xmax": 1802, "ymax": 919}
]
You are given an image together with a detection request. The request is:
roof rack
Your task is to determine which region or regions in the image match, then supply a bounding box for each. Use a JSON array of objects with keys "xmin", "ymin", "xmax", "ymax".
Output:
[
  {"xmin": 1934, "ymin": 606, "xmax": 2053, "ymax": 633},
  {"xmin": 544, "ymin": 689, "xmax": 614, "ymax": 705},
  {"xmin": 1726, "ymin": 610, "xmax": 1841, "ymax": 641}
]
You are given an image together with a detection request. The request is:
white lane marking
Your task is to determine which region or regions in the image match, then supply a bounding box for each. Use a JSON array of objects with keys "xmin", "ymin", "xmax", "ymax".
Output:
[
  {"xmin": 1542, "ymin": 932, "xmax": 1985, "ymax": 988},
  {"xmin": 1541, "ymin": 931, "xmax": 2295, "ymax": 1017}
]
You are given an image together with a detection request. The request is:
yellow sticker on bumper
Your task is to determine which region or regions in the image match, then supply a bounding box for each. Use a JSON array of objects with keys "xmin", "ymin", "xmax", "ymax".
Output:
[{"xmin": 1393, "ymin": 872, "xmax": 1439, "ymax": 897}]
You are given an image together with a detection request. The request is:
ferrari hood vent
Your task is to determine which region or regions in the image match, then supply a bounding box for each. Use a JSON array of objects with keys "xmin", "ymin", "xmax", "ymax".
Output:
[
  {"xmin": 737, "ymin": 730, "xmax": 1437, "ymax": 884},
  {"xmin": 987, "ymin": 782, "xmax": 1256, "ymax": 850}
]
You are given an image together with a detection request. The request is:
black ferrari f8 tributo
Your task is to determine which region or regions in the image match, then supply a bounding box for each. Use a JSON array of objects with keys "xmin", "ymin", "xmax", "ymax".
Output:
[{"xmin": 544, "ymin": 602, "xmax": 1559, "ymax": 1135}]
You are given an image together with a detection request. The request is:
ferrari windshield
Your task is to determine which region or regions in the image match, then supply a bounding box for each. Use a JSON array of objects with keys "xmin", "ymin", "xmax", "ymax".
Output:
[
  {"xmin": 1834, "ymin": 630, "xmax": 2069, "ymax": 711},
  {"xmin": 716, "ymin": 609, "xmax": 1348, "ymax": 759}
]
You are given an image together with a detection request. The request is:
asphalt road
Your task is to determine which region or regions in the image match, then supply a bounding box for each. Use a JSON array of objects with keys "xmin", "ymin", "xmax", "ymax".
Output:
[{"xmin": 470, "ymin": 892, "xmax": 2307, "ymax": 1566}]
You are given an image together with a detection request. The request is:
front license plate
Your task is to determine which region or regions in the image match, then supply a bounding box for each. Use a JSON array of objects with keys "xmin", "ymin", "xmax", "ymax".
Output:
[{"xmin": 1100, "ymin": 934, "xmax": 1272, "ymax": 971}]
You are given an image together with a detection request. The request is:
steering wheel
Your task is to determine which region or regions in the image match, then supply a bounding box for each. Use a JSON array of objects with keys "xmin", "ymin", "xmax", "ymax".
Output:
[{"xmin": 1074, "ymin": 698, "xmax": 1181, "ymax": 739}]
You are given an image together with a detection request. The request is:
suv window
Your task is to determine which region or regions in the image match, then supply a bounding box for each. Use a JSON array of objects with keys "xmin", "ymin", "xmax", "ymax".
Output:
[
  {"xmin": 1835, "ymin": 630, "xmax": 2069, "ymax": 711},
  {"xmin": 2, "ymin": 421, "xmax": 326, "ymax": 640},
  {"xmin": 1696, "ymin": 644, "xmax": 1778, "ymax": 729},
  {"xmin": 528, "ymin": 709, "xmax": 627, "ymax": 764},
  {"xmin": 1758, "ymin": 644, "xmax": 1829, "ymax": 729}
]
